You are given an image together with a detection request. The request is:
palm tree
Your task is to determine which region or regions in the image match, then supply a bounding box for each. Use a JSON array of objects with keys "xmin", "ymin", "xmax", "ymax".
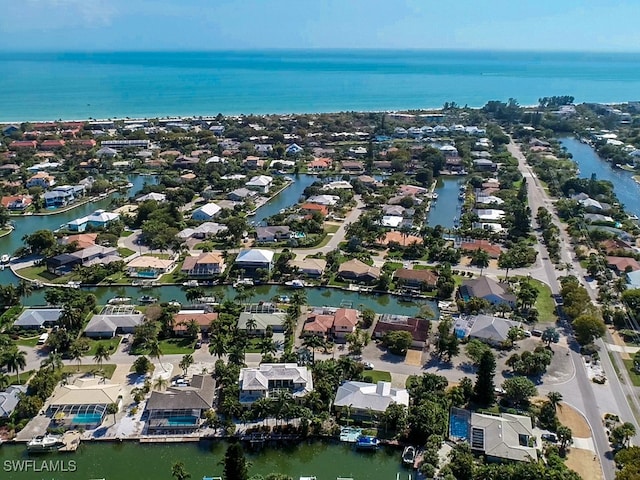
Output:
[
  {"xmin": 16, "ymin": 279, "xmax": 33, "ymax": 300},
  {"xmin": 69, "ymin": 342, "xmax": 84, "ymax": 372},
  {"xmin": 209, "ymin": 331, "xmax": 228, "ymax": 359},
  {"xmin": 171, "ymin": 462, "xmax": 191, "ymax": 480},
  {"xmin": 547, "ymin": 391, "xmax": 563, "ymax": 412},
  {"xmin": 153, "ymin": 376, "xmax": 168, "ymax": 391},
  {"xmin": 302, "ymin": 335, "xmax": 326, "ymax": 364},
  {"xmin": 3, "ymin": 349, "xmax": 27, "ymax": 383},
  {"xmin": 0, "ymin": 373, "xmax": 10, "ymax": 390},
  {"xmin": 179, "ymin": 354, "xmax": 194, "ymax": 376},
  {"xmin": 59, "ymin": 304, "xmax": 84, "ymax": 331},
  {"xmin": 106, "ymin": 402, "xmax": 119, "ymax": 424},
  {"xmin": 41, "ymin": 351, "xmax": 63, "ymax": 372},
  {"xmin": 245, "ymin": 316, "xmax": 257, "ymax": 336},
  {"xmin": 93, "ymin": 343, "xmax": 111, "ymax": 370},
  {"xmin": 471, "ymin": 248, "xmax": 490, "ymax": 276},
  {"xmin": 146, "ymin": 339, "xmax": 165, "ymax": 371}
]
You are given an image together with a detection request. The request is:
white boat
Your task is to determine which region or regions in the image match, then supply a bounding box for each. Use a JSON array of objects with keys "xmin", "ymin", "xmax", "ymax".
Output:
[
  {"xmin": 108, "ymin": 297, "xmax": 131, "ymax": 305},
  {"xmin": 66, "ymin": 281, "xmax": 81, "ymax": 289},
  {"xmin": 196, "ymin": 297, "xmax": 217, "ymax": 305},
  {"xmin": 0, "ymin": 254, "xmax": 10, "ymax": 264},
  {"xmin": 26, "ymin": 434, "xmax": 64, "ymax": 452},
  {"xmin": 233, "ymin": 278, "xmax": 254, "ymax": 287},
  {"xmin": 402, "ymin": 445, "xmax": 416, "ymax": 465},
  {"xmin": 137, "ymin": 295, "xmax": 158, "ymax": 304},
  {"xmin": 183, "ymin": 280, "xmax": 200, "ymax": 287},
  {"xmin": 285, "ymin": 279, "xmax": 306, "ymax": 289}
]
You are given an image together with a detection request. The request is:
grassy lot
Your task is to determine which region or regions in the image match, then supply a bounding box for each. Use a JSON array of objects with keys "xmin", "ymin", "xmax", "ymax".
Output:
[
  {"xmin": 623, "ymin": 359, "xmax": 640, "ymax": 387},
  {"xmin": 363, "ymin": 370, "xmax": 391, "ymax": 383},
  {"xmin": 102, "ymin": 271, "xmax": 129, "ymax": 284},
  {"xmin": 62, "ymin": 364, "xmax": 117, "ymax": 379},
  {"xmin": 85, "ymin": 338, "xmax": 121, "ymax": 357},
  {"xmin": 16, "ymin": 336, "xmax": 41, "ymax": 348},
  {"xmin": 324, "ymin": 223, "xmax": 340, "ymax": 234},
  {"xmin": 9, "ymin": 370, "xmax": 35, "ymax": 385},
  {"xmin": 117, "ymin": 247, "xmax": 135, "ymax": 257},
  {"xmin": 529, "ymin": 278, "xmax": 556, "ymax": 323},
  {"xmin": 120, "ymin": 230, "xmax": 134, "ymax": 237},
  {"xmin": 16, "ymin": 265, "xmax": 68, "ymax": 284},
  {"xmin": 382, "ymin": 262, "xmax": 403, "ymax": 274},
  {"xmin": 133, "ymin": 337, "xmax": 195, "ymax": 355},
  {"xmin": 160, "ymin": 262, "xmax": 185, "ymax": 284}
]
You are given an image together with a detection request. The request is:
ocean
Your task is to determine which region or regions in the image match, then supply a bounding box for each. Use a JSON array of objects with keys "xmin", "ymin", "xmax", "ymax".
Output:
[{"xmin": 1, "ymin": 50, "xmax": 640, "ymax": 121}]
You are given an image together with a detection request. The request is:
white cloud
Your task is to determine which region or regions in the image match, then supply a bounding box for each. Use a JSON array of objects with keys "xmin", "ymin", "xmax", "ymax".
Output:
[{"xmin": 23, "ymin": 0, "xmax": 119, "ymax": 27}]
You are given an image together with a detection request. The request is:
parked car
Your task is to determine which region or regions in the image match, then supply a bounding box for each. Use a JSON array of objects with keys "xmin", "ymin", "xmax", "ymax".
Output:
[
  {"xmin": 531, "ymin": 329, "xmax": 543, "ymax": 337},
  {"xmin": 541, "ymin": 433, "xmax": 558, "ymax": 443},
  {"xmin": 363, "ymin": 362, "xmax": 374, "ymax": 370}
]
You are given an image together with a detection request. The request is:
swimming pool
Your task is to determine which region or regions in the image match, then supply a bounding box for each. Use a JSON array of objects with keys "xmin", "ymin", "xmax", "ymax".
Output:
[
  {"xmin": 136, "ymin": 270, "xmax": 158, "ymax": 278},
  {"xmin": 449, "ymin": 413, "xmax": 470, "ymax": 441},
  {"xmin": 166, "ymin": 416, "xmax": 198, "ymax": 426},
  {"xmin": 72, "ymin": 413, "xmax": 103, "ymax": 425}
]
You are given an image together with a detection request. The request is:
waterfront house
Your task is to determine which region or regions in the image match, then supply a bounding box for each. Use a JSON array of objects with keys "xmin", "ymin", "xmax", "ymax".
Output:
[
  {"xmin": 173, "ymin": 311, "xmax": 219, "ymax": 336},
  {"xmin": 255, "ymin": 225, "xmax": 291, "ymax": 242},
  {"xmin": 46, "ymin": 245, "xmax": 119, "ymax": 275},
  {"xmin": 238, "ymin": 363, "xmax": 313, "ymax": 405},
  {"xmin": 333, "ymin": 381, "xmax": 409, "ymax": 419},
  {"xmin": 468, "ymin": 412, "xmax": 537, "ymax": 462},
  {"xmin": 306, "ymin": 194, "xmax": 339, "ymax": 206},
  {"xmin": 307, "ymin": 157, "xmax": 333, "ymax": 171},
  {"xmin": 191, "ymin": 203, "xmax": 222, "ymax": 221},
  {"xmin": 127, "ymin": 256, "xmax": 175, "ymax": 278},
  {"xmin": 1, "ymin": 125, "xmax": 19, "ymax": 136},
  {"xmin": 289, "ymin": 257, "xmax": 326, "ymax": 276},
  {"xmin": 338, "ymin": 259, "xmax": 380, "ymax": 283},
  {"xmin": 14, "ymin": 308, "xmax": 63, "ymax": 329},
  {"xmin": 473, "ymin": 159, "xmax": 498, "ymax": 172},
  {"xmin": 1, "ymin": 195, "xmax": 32, "ymax": 211},
  {"xmin": 300, "ymin": 202, "xmax": 329, "ymax": 217},
  {"xmin": 67, "ymin": 209, "xmax": 119, "ymax": 232},
  {"xmin": 475, "ymin": 209, "xmax": 506, "ymax": 222},
  {"xmin": 145, "ymin": 374, "xmax": 215, "ymax": 433},
  {"xmin": 393, "ymin": 268, "xmax": 438, "ymax": 290},
  {"xmin": 374, "ymin": 314, "xmax": 429, "ymax": 348},
  {"xmin": 245, "ymin": 175, "xmax": 273, "ymax": 194},
  {"xmin": 303, "ymin": 307, "xmax": 359, "ymax": 340},
  {"xmin": 285, "ymin": 143, "xmax": 303, "ymax": 155},
  {"xmin": 26, "ymin": 172, "xmax": 55, "ymax": 189},
  {"xmin": 341, "ymin": 160, "xmax": 364, "ymax": 173},
  {"xmin": 177, "ymin": 222, "xmax": 227, "ymax": 240},
  {"xmin": 322, "ymin": 180, "xmax": 353, "ymax": 190},
  {"xmin": 237, "ymin": 312, "xmax": 287, "ymax": 336},
  {"xmin": 180, "ymin": 252, "xmax": 226, "ymax": 277},
  {"xmin": 136, "ymin": 192, "xmax": 167, "ymax": 203},
  {"xmin": 459, "ymin": 277, "xmax": 516, "ymax": 307},
  {"xmin": 454, "ymin": 314, "xmax": 521, "ymax": 346},
  {"xmin": 60, "ymin": 233, "xmax": 98, "ymax": 249},
  {"xmin": 235, "ymin": 249, "xmax": 275, "ymax": 273},
  {"xmin": 460, "ymin": 240, "xmax": 503, "ymax": 259},
  {"xmin": 227, "ymin": 188, "xmax": 257, "ymax": 202},
  {"xmin": 47, "ymin": 377, "xmax": 122, "ymax": 429},
  {"xmin": 0, "ymin": 385, "xmax": 27, "ymax": 418},
  {"xmin": 607, "ymin": 256, "xmax": 640, "ymax": 274},
  {"xmin": 44, "ymin": 185, "xmax": 81, "ymax": 208},
  {"xmin": 378, "ymin": 231, "xmax": 423, "ymax": 247},
  {"xmin": 84, "ymin": 311, "xmax": 145, "ymax": 338}
]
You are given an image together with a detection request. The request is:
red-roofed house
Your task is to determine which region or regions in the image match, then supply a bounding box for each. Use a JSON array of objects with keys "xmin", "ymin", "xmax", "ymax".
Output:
[
  {"xmin": 460, "ymin": 240, "xmax": 503, "ymax": 259},
  {"xmin": 1, "ymin": 195, "xmax": 32, "ymax": 211},
  {"xmin": 302, "ymin": 308, "xmax": 359, "ymax": 340},
  {"xmin": 69, "ymin": 139, "xmax": 97, "ymax": 148},
  {"xmin": 9, "ymin": 140, "xmax": 37, "ymax": 150},
  {"xmin": 40, "ymin": 139, "xmax": 66, "ymax": 150},
  {"xmin": 307, "ymin": 157, "xmax": 333, "ymax": 171},
  {"xmin": 333, "ymin": 308, "xmax": 359, "ymax": 339},
  {"xmin": 173, "ymin": 312, "xmax": 219, "ymax": 336},
  {"xmin": 606, "ymin": 256, "xmax": 640, "ymax": 274},
  {"xmin": 378, "ymin": 231, "xmax": 423, "ymax": 246},
  {"xmin": 26, "ymin": 172, "xmax": 55, "ymax": 189},
  {"xmin": 300, "ymin": 203, "xmax": 329, "ymax": 217},
  {"xmin": 373, "ymin": 316, "xmax": 430, "ymax": 348},
  {"xmin": 303, "ymin": 313, "xmax": 335, "ymax": 336}
]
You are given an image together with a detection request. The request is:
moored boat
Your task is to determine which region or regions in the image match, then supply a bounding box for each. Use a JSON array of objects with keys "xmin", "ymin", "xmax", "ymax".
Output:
[
  {"xmin": 402, "ymin": 445, "xmax": 416, "ymax": 465},
  {"xmin": 355, "ymin": 435, "xmax": 379, "ymax": 450},
  {"xmin": 26, "ymin": 434, "xmax": 64, "ymax": 452},
  {"xmin": 233, "ymin": 278, "xmax": 254, "ymax": 287},
  {"xmin": 137, "ymin": 295, "xmax": 158, "ymax": 304},
  {"xmin": 0, "ymin": 254, "xmax": 10, "ymax": 264},
  {"xmin": 285, "ymin": 279, "xmax": 306, "ymax": 289},
  {"xmin": 108, "ymin": 297, "xmax": 132, "ymax": 305},
  {"xmin": 183, "ymin": 280, "xmax": 199, "ymax": 287}
]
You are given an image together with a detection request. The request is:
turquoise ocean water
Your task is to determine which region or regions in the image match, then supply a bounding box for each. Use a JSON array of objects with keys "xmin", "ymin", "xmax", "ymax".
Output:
[{"xmin": 1, "ymin": 50, "xmax": 640, "ymax": 120}]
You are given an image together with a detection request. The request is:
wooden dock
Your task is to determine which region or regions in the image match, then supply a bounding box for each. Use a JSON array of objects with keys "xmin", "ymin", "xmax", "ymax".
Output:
[
  {"xmin": 58, "ymin": 431, "xmax": 82, "ymax": 452},
  {"xmin": 139, "ymin": 436, "xmax": 200, "ymax": 443}
]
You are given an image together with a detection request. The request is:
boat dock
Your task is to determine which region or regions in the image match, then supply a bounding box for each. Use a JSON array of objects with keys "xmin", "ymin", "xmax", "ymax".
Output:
[
  {"xmin": 58, "ymin": 431, "xmax": 82, "ymax": 452},
  {"xmin": 139, "ymin": 436, "xmax": 200, "ymax": 443}
]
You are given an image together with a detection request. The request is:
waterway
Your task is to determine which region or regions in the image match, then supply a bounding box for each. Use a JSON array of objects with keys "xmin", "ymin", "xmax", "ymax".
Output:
[
  {"xmin": 560, "ymin": 137, "xmax": 640, "ymax": 217},
  {"xmin": 426, "ymin": 177, "xmax": 465, "ymax": 228},
  {"xmin": 0, "ymin": 440, "xmax": 408, "ymax": 480},
  {"xmin": 253, "ymin": 174, "xmax": 318, "ymax": 224}
]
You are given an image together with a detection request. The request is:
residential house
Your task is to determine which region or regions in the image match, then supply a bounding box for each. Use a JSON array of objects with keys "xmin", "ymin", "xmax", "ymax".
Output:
[
  {"xmin": 332, "ymin": 308, "xmax": 359, "ymax": 339},
  {"xmin": 378, "ymin": 231, "xmax": 423, "ymax": 247},
  {"xmin": 468, "ymin": 412, "xmax": 538, "ymax": 462},
  {"xmin": 136, "ymin": 192, "xmax": 167, "ymax": 203},
  {"xmin": 126, "ymin": 256, "xmax": 175, "ymax": 278},
  {"xmin": 46, "ymin": 378, "xmax": 122, "ymax": 428},
  {"xmin": 237, "ymin": 312, "xmax": 287, "ymax": 335},
  {"xmin": 173, "ymin": 311, "xmax": 219, "ymax": 336},
  {"xmin": 96, "ymin": 146, "xmax": 118, "ymax": 158},
  {"xmin": 475, "ymin": 209, "xmax": 506, "ymax": 222},
  {"xmin": 40, "ymin": 139, "xmax": 66, "ymax": 150},
  {"xmin": 60, "ymin": 233, "xmax": 98, "ymax": 249},
  {"xmin": 356, "ymin": 175, "xmax": 380, "ymax": 188},
  {"xmin": 244, "ymin": 156, "xmax": 265, "ymax": 169},
  {"xmin": 67, "ymin": 209, "xmax": 119, "ymax": 232},
  {"xmin": 285, "ymin": 143, "xmax": 303, "ymax": 155},
  {"xmin": 307, "ymin": 157, "xmax": 333, "ymax": 171},
  {"xmin": 460, "ymin": 240, "xmax": 503, "ymax": 259},
  {"xmin": 255, "ymin": 225, "xmax": 291, "ymax": 242},
  {"xmin": 374, "ymin": 314, "xmax": 430, "ymax": 348},
  {"xmin": 227, "ymin": 188, "xmax": 257, "ymax": 202},
  {"xmin": 322, "ymin": 180, "xmax": 353, "ymax": 190},
  {"xmin": 333, "ymin": 381, "xmax": 409, "ymax": 419},
  {"xmin": 380, "ymin": 215, "xmax": 403, "ymax": 228},
  {"xmin": 303, "ymin": 307, "xmax": 359, "ymax": 340},
  {"xmin": 289, "ymin": 258, "xmax": 326, "ymax": 276},
  {"xmin": 473, "ymin": 159, "xmax": 498, "ymax": 172},
  {"xmin": 238, "ymin": 363, "xmax": 313, "ymax": 405},
  {"xmin": 393, "ymin": 268, "xmax": 438, "ymax": 290},
  {"xmin": 192, "ymin": 203, "xmax": 222, "ymax": 221},
  {"xmin": 9, "ymin": 140, "xmax": 37, "ymax": 150},
  {"xmin": 306, "ymin": 195, "xmax": 340, "ymax": 206},
  {"xmin": 14, "ymin": 308, "xmax": 63, "ymax": 329},
  {"xmin": 44, "ymin": 185, "xmax": 80, "ymax": 207},
  {"xmin": 177, "ymin": 223, "xmax": 227, "ymax": 240},
  {"xmin": 1, "ymin": 195, "xmax": 32, "ymax": 211},
  {"xmin": 459, "ymin": 277, "xmax": 516, "ymax": 306},
  {"xmin": 454, "ymin": 314, "xmax": 521, "ymax": 346},
  {"xmin": 0, "ymin": 164, "xmax": 20, "ymax": 176},
  {"xmin": 337, "ymin": 259, "xmax": 381, "ymax": 283},
  {"xmin": 245, "ymin": 175, "xmax": 273, "ymax": 194},
  {"xmin": 255, "ymin": 144, "xmax": 273, "ymax": 155},
  {"xmin": 300, "ymin": 203, "xmax": 329, "ymax": 217},
  {"xmin": 145, "ymin": 375, "xmax": 215, "ymax": 433},
  {"xmin": 84, "ymin": 312, "xmax": 145, "ymax": 338},
  {"xmin": 46, "ymin": 245, "xmax": 119, "ymax": 275},
  {"xmin": 181, "ymin": 252, "xmax": 226, "ymax": 277},
  {"xmin": 235, "ymin": 249, "xmax": 275, "ymax": 272},
  {"xmin": 607, "ymin": 256, "xmax": 640, "ymax": 274},
  {"xmin": 341, "ymin": 160, "xmax": 364, "ymax": 173},
  {"xmin": 26, "ymin": 172, "xmax": 55, "ymax": 189},
  {"xmin": 1, "ymin": 125, "xmax": 20, "ymax": 136},
  {"xmin": 600, "ymin": 238, "xmax": 635, "ymax": 255},
  {"xmin": 0, "ymin": 385, "xmax": 27, "ymax": 418}
]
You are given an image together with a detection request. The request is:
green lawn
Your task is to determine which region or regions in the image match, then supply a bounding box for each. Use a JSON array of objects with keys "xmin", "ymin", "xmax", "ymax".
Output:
[
  {"xmin": 117, "ymin": 247, "xmax": 135, "ymax": 258},
  {"xmin": 324, "ymin": 224, "xmax": 340, "ymax": 234},
  {"xmin": 133, "ymin": 337, "xmax": 195, "ymax": 355},
  {"xmin": 363, "ymin": 370, "xmax": 391, "ymax": 383},
  {"xmin": 120, "ymin": 230, "xmax": 134, "ymax": 237},
  {"xmin": 382, "ymin": 262, "xmax": 403, "ymax": 274},
  {"xmin": 159, "ymin": 261, "xmax": 185, "ymax": 284},
  {"xmin": 62, "ymin": 364, "xmax": 117, "ymax": 379},
  {"xmin": 85, "ymin": 338, "xmax": 121, "ymax": 357},
  {"xmin": 623, "ymin": 359, "xmax": 640, "ymax": 387},
  {"xmin": 9, "ymin": 370, "xmax": 35, "ymax": 385},
  {"xmin": 16, "ymin": 265, "xmax": 68, "ymax": 284},
  {"xmin": 15, "ymin": 336, "xmax": 40, "ymax": 348},
  {"xmin": 529, "ymin": 278, "xmax": 556, "ymax": 323}
]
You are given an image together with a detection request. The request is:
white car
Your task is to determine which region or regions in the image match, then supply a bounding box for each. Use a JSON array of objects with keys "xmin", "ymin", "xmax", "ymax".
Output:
[{"xmin": 363, "ymin": 362, "xmax": 375, "ymax": 370}]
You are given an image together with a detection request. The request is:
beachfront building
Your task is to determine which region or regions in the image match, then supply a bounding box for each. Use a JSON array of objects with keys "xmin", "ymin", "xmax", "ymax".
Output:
[
  {"xmin": 333, "ymin": 381, "xmax": 409, "ymax": 419},
  {"xmin": 126, "ymin": 256, "xmax": 175, "ymax": 279},
  {"xmin": 245, "ymin": 175, "xmax": 273, "ymax": 194},
  {"xmin": 145, "ymin": 375, "xmax": 215, "ymax": 433},
  {"xmin": 238, "ymin": 363, "xmax": 313, "ymax": 405},
  {"xmin": 234, "ymin": 249, "xmax": 274, "ymax": 273},
  {"xmin": 180, "ymin": 252, "xmax": 226, "ymax": 277}
]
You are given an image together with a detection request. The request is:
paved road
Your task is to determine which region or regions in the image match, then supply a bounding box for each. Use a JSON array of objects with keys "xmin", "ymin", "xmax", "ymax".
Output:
[{"xmin": 509, "ymin": 139, "xmax": 636, "ymax": 479}]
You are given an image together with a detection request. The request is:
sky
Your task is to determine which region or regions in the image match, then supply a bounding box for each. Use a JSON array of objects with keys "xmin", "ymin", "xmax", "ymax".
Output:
[{"xmin": 1, "ymin": 0, "xmax": 639, "ymax": 52}]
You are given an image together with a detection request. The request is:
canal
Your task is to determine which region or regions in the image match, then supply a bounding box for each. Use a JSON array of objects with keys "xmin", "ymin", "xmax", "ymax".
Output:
[
  {"xmin": 426, "ymin": 177, "xmax": 465, "ymax": 228},
  {"xmin": 560, "ymin": 136, "xmax": 640, "ymax": 217},
  {"xmin": 0, "ymin": 440, "xmax": 409, "ymax": 480},
  {"xmin": 253, "ymin": 174, "xmax": 318, "ymax": 224}
]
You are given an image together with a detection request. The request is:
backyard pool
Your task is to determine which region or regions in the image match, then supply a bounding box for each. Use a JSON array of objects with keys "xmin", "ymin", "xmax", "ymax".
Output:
[
  {"xmin": 72, "ymin": 413, "xmax": 104, "ymax": 425},
  {"xmin": 166, "ymin": 416, "xmax": 199, "ymax": 426}
]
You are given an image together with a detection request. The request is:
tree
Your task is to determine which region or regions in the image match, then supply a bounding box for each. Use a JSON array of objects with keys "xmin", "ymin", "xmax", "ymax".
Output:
[
  {"xmin": 223, "ymin": 442, "xmax": 249, "ymax": 480},
  {"xmin": 573, "ymin": 313, "xmax": 606, "ymax": 345},
  {"xmin": 132, "ymin": 356, "xmax": 152, "ymax": 375},
  {"xmin": 381, "ymin": 403, "xmax": 408, "ymax": 434},
  {"xmin": 473, "ymin": 350, "xmax": 496, "ymax": 406},
  {"xmin": 69, "ymin": 341, "xmax": 85, "ymax": 372},
  {"xmin": 22, "ymin": 229, "xmax": 56, "ymax": 254},
  {"xmin": 448, "ymin": 443, "xmax": 475, "ymax": 480},
  {"xmin": 147, "ymin": 339, "xmax": 165, "ymax": 371},
  {"xmin": 171, "ymin": 462, "xmax": 191, "ymax": 480},
  {"xmin": 436, "ymin": 316, "xmax": 459, "ymax": 361},
  {"xmin": 465, "ymin": 339, "xmax": 491, "ymax": 365},
  {"xmin": 471, "ymin": 248, "xmax": 490, "ymax": 276},
  {"xmin": 302, "ymin": 335, "xmax": 326, "ymax": 364},
  {"xmin": 179, "ymin": 354, "xmax": 194, "ymax": 375},
  {"xmin": 2, "ymin": 349, "xmax": 27, "ymax": 382},
  {"xmin": 153, "ymin": 376, "xmax": 168, "ymax": 391},
  {"xmin": 106, "ymin": 402, "xmax": 119, "ymax": 424},
  {"xmin": 93, "ymin": 343, "xmax": 111, "ymax": 369},
  {"xmin": 557, "ymin": 425, "xmax": 573, "ymax": 452},
  {"xmin": 16, "ymin": 279, "xmax": 33, "ymax": 300},
  {"xmin": 382, "ymin": 331, "xmax": 413, "ymax": 356},
  {"xmin": 361, "ymin": 308, "xmax": 376, "ymax": 328},
  {"xmin": 611, "ymin": 422, "xmax": 637, "ymax": 449},
  {"xmin": 547, "ymin": 391, "xmax": 563, "ymax": 412},
  {"xmin": 41, "ymin": 351, "xmax": 63, "ymax": 372},
  {"xmin": 345, "ymin": 328, "xmax": 369, "ymax": 356},
  {"xmin": 502, "ymin": 376, "xmax": 537, "ymax": 408},
  {"xmin": 542, "ymin": 327, "xmax": 560, "ymax": 347}
]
